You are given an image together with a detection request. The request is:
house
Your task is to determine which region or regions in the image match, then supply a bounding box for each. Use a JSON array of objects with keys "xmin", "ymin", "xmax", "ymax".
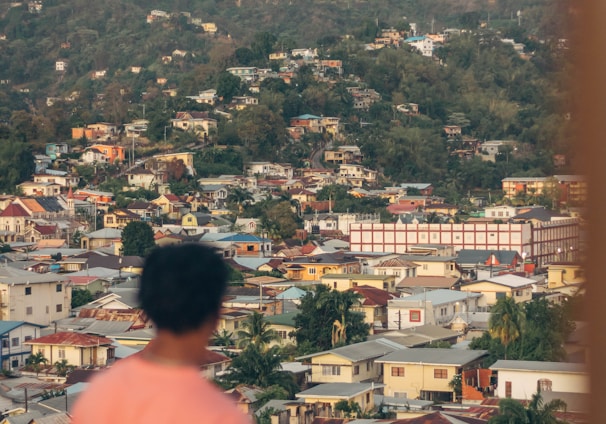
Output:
[
  {"xmin": 80, "ymin": 228, "xmax": 122, "ymax": 250},
  {"xmin": 230, "ymin": 96, "xmax": 258, "ymax": 110},
  {"xmin": 376, "ymin": 348, "xmax": 488, "ymax": 401},
  {"xmin": 151, "ymin": 152, "xmax": 196, "ymax": 177},
  {"xmin": 387, "ymin": 289, "xmax": 481, "ymax": 330},
  {"xmin": 459, "ymin": 274, "xmax": 535, "ymax": 308},
  {"xmin": 125, "ymin": 168, "xmax": 164, "ymax": 190},
  {"xmin": 127, "ymin": 200, "xmax": 163, "ymax": 222},
  {"xmin": 171, "ymin": 112, "xmax": 217, "ymax": 138},
  {"xmin": 324, "ymin": 145, "xmax": 364, "ymax": 164},
  {"xmin": 296, "ymin": 338, "xmax": 406, "ymax": 384},
  {"xmin": 124, "ymin": 119, "xmax": 148, "ymax": 138},
  {"xmin": 245, "ymin": 162, "xmax": 294, "ymax": 179},
  {"xmin": 73, "ymin": 189, "xmax": 115, "ymax": 211},
  {"xmin": 226, "ymin": 67, "xmax": 258, "ymax": 82},
  {"xmin": 546, "ymin": 262, "xmax": 584, "ymax": 295},
  {"xmin": 151, "ymin": 193, "xmax": 190, "ymax": 221},
  {"xmin": 295, "ymin": 383, "xmax": 383, "ymax": 414},
  {"xmin": 490, "ymin": 360, "xmax": 588, "ymax": 400},
  {"xmin": 0, "ymin": 321, "xmax": 45, "ymax": 370},
  {"xmin": 371, "ymin": 256, "xmax": 419, "ymax": 280},
  {"xmin": 0, "ymin": 267, "xmax": 71, "ymax": 326},
  {"xmin": 55, "ymin": 60, "xmax": 68, "ymax": 72},
  {"xmin": 456, "ymin": 250, "xmax": 524, "ymax": 279},
  {"xmin": 217, "ymin": 308, "xmax": 252, "ymax": 337},
  {"xmin": 443, "ymin": 125, "xmax": 462, "ymax": 138},
  {"xmin": 33, "ymin": 170, "xmax": 79, "ymax": 188},
  {"xmin": 201, "ymin": 233, "xmax": 271, "ymax": 257},
  {"xmin": 0, "ymin": 203, "xmax": 30, "ymax": 240},
  {"xmin": 186, "ymin": 89, "xmax": 218, "ymax": 105},
  {"xmin": 349, "ymin": 285, "xmax": 398, "ymax": 332},
  {"xmin": 337, "ymin": 164, "xmax": 378, "ymax": 187},
  {"xmin": 283, "ymin": 253, "xmax": 361, "ymax": 281},
  {"xmin": 200, "ymin": 349, "xmax": 232, "ymax": 380},
  {"xmin": 264, "ymin": 312, "xmax": 297, "ymax": 348},
  {"xmin": 17, "ymin": 181, "xmax": 62, "ymax": 197},
  {"xmin": 199, "ymin": 185, "xmax": 228, "ymax": 209},
  {"xmin": 404, "ymin": 36, "xmax": 434, "ymax": 56},
  {"xmin": 103, "ymin": 209, "xmax": 142, "ymax": 229},
  {"xmin": 368, "ymin": 325, "xmax": 462, "ymax": 348},
  {"xmin": 234, "ymin": 218, "xmax": 261, "ymax": 234},
  {"xmin": 321, "ymin": 274, "xmax": 398, "ymax": 293},
  {"xmin": 25, "ymin": 332, "xmax": 115, "ymax": 367}
]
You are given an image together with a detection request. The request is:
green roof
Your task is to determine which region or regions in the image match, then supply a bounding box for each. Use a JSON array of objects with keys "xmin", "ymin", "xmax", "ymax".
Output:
[{"xmin": 265, "ymin": 312, "xmax": 298, "ymax": 327}]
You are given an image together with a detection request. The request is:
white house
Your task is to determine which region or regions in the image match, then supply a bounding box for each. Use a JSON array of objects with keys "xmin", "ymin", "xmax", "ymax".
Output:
[
  {"xmin": 0, "ymin": 321, "xmax": 45, "ymax": 370},
  {"xmin": 490, "ymin": 360, "xmax": 588, "ymax": 400},
  {"xmin": 387, "ymin": 289, "xmax": 481, "ymax": 330},
  {"xmin": 404, "ymin": 36, "xmax": 434, "ymax": 57}
]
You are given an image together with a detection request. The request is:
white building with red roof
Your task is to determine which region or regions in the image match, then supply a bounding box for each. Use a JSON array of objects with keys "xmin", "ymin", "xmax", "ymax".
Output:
[{"xmin": 0, "ymin": 203, "xmax": 30, "ymax": 242}]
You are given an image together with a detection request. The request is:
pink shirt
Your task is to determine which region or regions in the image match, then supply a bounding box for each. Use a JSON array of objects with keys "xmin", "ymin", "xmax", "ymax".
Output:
[{"xmin": 71, "ymin": 354, "xmax": 251, "ymax": 424}]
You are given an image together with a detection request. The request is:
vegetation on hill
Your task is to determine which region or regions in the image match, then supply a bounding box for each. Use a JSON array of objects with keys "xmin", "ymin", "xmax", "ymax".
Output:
[{"xmin": 0, "ymin": 0, "xmax": 577, "ymax": 202}]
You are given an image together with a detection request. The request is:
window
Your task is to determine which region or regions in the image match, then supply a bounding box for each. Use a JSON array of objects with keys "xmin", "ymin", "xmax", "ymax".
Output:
[
  {"xmin": 322, "ymin": 365, "xmax": 341, "ymax": 376},
  {"xmin": 38, "ymin": 348, "xmax": 45, "ymax": 357},
  {"xmin": 56, "ymin": 284, "xmax": 62, "ymax": 292},
  {"xmin": 58, "ymin": 348, "xmax": 66, "ymax": 359},
  {"xmin": 26, "ymin": 306, "xmax": 33, "ymax": 315},
  {"xmin": 56, "ymin": 304, "xmax": 63, "ymax": 313},
  {"xmin": 308, "ymin": 268, "xmax": 316, "ymax": 275},
  {"xmin": 277, "ymin": 331, "xmax": 288, "ymax": 340},
  {"xmin": 434, "ymin": 368, "xmax": 448, "ymax": 379},
  {"xmin": 496, "ymin": 292, "xmax": 506, "ymax": 300},
  {"xmin": 333, "ymin": 282, "xmax": 337, "ymax": 289},
  {"xmin": 505, "ymin": 381, "xmax": 512, "ymax": 398},
  {"xmin": 410, "ymin": 310, "xmax": 421, "ymax": 322},
  {"xmin": 11, "ymin": 338, "xmax": 18, "ymax": 347},
  {"xmin": 25, "ymin": 287, "xmax": 31, "ymax": 296},
  {"xmin": 233, "ymin": 321, "xmax": 239, "ymax": 329},
  {"xmin": 1, "ymin": 339, "xmax": 7, "ymax": 348},
  {"xmin": 391, "ymin": 367, "xmax": 405, "ymax": 377},
  {"xmin": 422, "ymin": 264, "xmax": 428, "ymax": 270},
  {"xmin": 353, "ymin": 365, "xmax": 360, "ymax": 375},
  {"xmin": 366, "ymin": 362, "xmax": 371, "ymax": 371},
  {"xmin": 538, "ymin": 379, "xmax": 552, "ymax": 392},
  {"xmin": 24, "ymin": 336, "xmax": 32, "ymax": 341}
]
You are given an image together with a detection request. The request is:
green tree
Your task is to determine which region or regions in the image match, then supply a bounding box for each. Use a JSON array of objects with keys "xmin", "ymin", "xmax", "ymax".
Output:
[
  {"xmin": 294, "ymin": 285, "xmax": 369, "ymax": 354},
  {"xmin": 236, "ymin": 311, "xmax": 280, "ymax": 351},
  {"xmin": 120, "ymin": 221, "xmax": 155, "ymax": 256},
  {"xmin": 216, "ymin": 71, "xmax": 241, "ymax": 103},
  {"xmin": 26, "ymin": 352, "xmax": 48, "ymax": 376},
  {"xmin": 54, "ymin": 359, "xmax": 74, "ymax": 377},
  {"xmin": 221, "ymin": 344, "xmax": 298, "ymax": 396},
  {"xmin": 489, "ymin": 392, "xmax": 567, "ymax": 424},
  {"xmin": 212, "ymin": 329, "xmax": 235, "ymax": 348},
  {"xmin": 334, "ymin": 400, "xmax": 362, "ymax": 418},
  {"xmin": 489, "ymin": 297, "xmax": 525, "ymax": 360},
  {"xmin": 71, "ymin": 288, "xmax": 94, "ymax": 308},
  {"xmin": 226, "ymin": 187, "xmax": 254, "ymax": 214}
]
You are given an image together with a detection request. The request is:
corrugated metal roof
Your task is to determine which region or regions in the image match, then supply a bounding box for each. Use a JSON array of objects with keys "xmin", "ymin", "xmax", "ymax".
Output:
[
  {"xmin": 297, "ymin": 338, "xmax": 405, "ymax": 361},
  {"xmin": 375, "ymin": 348, "xmax": 487, "ymax": 365},
  {"xmin": 490, "ymin": 360, "xmax": 586, "ymax": 373}
]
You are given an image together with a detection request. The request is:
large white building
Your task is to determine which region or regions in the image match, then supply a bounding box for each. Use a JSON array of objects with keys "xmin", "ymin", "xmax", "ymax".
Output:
[
  {"xmin": 349, "ymin": 220, "xmax": 580, "ymax": 267},
  {"xmin": 0, "ymin": 266, "xmax": 71, "ymax": 326}
]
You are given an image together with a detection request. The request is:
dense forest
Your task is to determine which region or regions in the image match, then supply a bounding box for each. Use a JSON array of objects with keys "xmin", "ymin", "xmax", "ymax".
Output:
[{"xmin": 0, "ymin": 0, "xmax": 577, "ymax": 202}]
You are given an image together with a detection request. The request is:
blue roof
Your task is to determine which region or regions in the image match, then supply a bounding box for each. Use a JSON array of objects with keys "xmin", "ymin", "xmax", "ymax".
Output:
[
  {"xmin": 276, "ymin": 286, "xmax": 307, "ymax": 300},
  {"xmin": 405, "ymin": 36, "xmax": 426, "ymax": 42},
  {"xmin": 201, "ymin": 232, "xmax": 269, "ymax": 243},
  {"xmin": 296, "ymin": 114, "xmax": 322, "ymax": 120},
  {"xmin": 0, "ymin": 321, "xmax": 44, "ymax": 335}
]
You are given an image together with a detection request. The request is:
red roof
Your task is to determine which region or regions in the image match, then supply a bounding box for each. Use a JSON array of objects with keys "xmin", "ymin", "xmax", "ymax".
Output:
[
  {"xmin": 0, "ymin": 203, "xmax": 30, "ymax": 217},
  {"xmin": 26, "ymin": 332, "xmax": 113, "ymax": 347},
  {"xmin": 349, "ymin": 285, "xmax": 397, "ymax": 306},
  {"xmin": 300, "ymin": 242, "xmax": 317, "ymax": 255},
  {"xmin": 35, "ymin": 224, "xmax": 57, "ymax": 235},
  {"xmin": 387, "ymin": 203, "xmax": 417, "ymax": 214}
]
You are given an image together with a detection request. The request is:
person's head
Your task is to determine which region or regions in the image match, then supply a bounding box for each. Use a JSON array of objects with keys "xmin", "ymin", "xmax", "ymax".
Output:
[{"xmin": 138, "ymin": 243, "xmax": 229, "ymax": 334}]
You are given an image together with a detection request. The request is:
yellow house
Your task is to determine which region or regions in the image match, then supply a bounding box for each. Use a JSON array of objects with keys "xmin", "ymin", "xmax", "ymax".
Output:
[
  {"xmin": 25, "ymin": 332, "xmax": 115, "ymax": 368},
  {"xmin": 460, "ymin": 274, "xmax": 534, "ymax": 308},
  {"xmin": 264, "ymin": 312, "xmax": 297, "ymax": 348},
  {"xmin": 217, "ymin": 308, "xmax": 252, "ymax": 340},
  {"xmin": 546, "ymin": 262, "xmax": 585, "ymax": 295},
  {"xmin": 296, "ymin": 338, "xmax": 405, "ymax": 384},
  {"xmin": 350, "ymin": 285, "xmax": 398, "ymax": 332},
  {"xmin": 321, "ymin": 274, "xmax": 397, "ymax": 293},
  {"xmin": 103, "ymin": 209, "xmax": 141, "ymax": 229},
  {"xmin": 283, "ymin": 253, "xmax": 361, "ymax": 281},
  {"xmin": 376, "ymin": 348, "xmax": 487, "ymax": 402},
  {"xmin": 295, "ymin": 382, "xmax": 383, "ymax": 414}
]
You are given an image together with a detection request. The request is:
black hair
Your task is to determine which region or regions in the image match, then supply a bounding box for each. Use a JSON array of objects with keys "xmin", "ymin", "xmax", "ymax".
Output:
[{"xmin": 138, "ymin": 243, "xmax": 228, "ymax": 334}]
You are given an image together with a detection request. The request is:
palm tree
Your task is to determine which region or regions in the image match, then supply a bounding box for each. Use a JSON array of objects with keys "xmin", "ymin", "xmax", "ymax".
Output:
[
  {"xmin": 489, "ymin": 296, "xmax": 525, "ymax": 360},
  {"xmin": 221, "ymin": 344, "xmax": 298, "ymax": 396},
  {"xmin": 489, "ymin": 392, "xmax": 567, "ymax": 424},
  {"xmin": 226, "ymin": 187, "xmax": 254, "ymax": 214},
  {"xmin": 236, "ymin": 311, "xmax": 279, "ymax": 351},
  {"xmin": 212, "ymin": 329, "xmax": 235, "ymax": 348},
  {"xmin": 26, "ymin": 352, "xmax": 48, "ymax": 376}
]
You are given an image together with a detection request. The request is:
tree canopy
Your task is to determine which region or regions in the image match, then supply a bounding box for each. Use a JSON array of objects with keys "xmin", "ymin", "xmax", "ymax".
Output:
[{"xmin": 120, "ymin": 221, "xmax": 156, "ymax": 256}]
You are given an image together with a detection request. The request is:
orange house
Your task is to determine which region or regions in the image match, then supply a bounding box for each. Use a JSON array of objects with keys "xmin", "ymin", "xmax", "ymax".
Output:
[{"xmin": 89, "ymin": 144, "xmax": 125, "ymax": 164}]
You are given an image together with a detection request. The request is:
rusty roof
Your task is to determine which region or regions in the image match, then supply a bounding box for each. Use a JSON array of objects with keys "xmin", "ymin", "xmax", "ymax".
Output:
[{"xmin": 26, "ymin": 331, "xmax": 113, "ymax": 347}]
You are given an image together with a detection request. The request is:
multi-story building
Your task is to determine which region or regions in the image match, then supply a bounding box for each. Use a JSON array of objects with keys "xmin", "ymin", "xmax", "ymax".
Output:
[
  {"xmin": 349, "ymin": 220, "xmax": 580, "ymax": 267},
  {"xmin": 0, "ymin": 267, "xmax": 71, "ymax": 326}
]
